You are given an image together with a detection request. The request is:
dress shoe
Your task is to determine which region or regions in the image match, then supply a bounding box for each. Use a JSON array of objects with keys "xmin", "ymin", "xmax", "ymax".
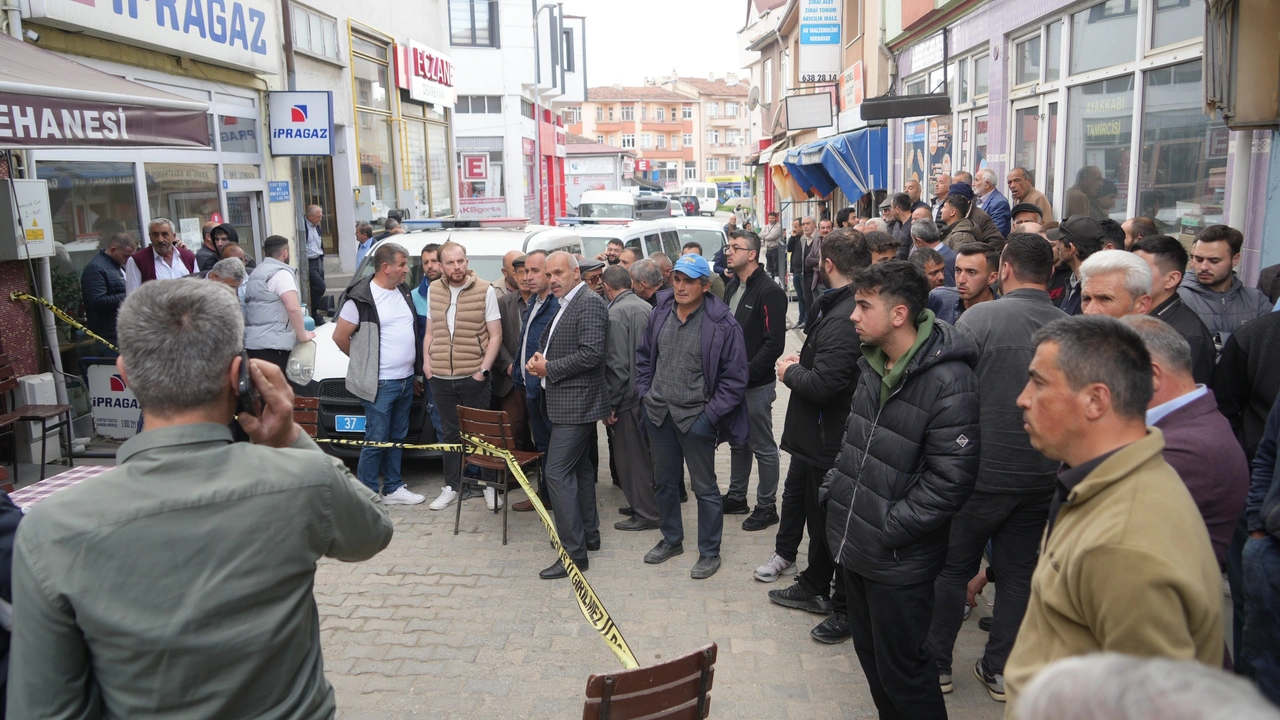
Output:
[
  {"xmin": 539, "ymin": 557, "xmax": 588, "ymax": 579},
  {"xmin": 615, "ymin": 516, "xmax": 659, "ymax": 531},
  {"xmin": 512, "ymin": 499, "xmax": 535, "ymax": 513},
  {"xmin": 618, "ymin": 506, "xmax": 636, "ymax": 516},
  {"xmin": 586, "ymin": 539, "xmax": 601, "ymax": 552},
  {"xmin": 644, "ymin": 540, "xmax": 684, "ymax": 564}
]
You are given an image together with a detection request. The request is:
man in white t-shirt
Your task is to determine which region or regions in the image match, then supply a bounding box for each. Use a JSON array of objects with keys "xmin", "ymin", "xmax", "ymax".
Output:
[
  {"xmin": 423, "ymin": 241, "xmax": 503, "ymax": 511},
  {"xmin": 332, "ymin": 243, "xmax": 426, "ymax": 506},
  {"xmin": 243, "ymin": 235, "xmax": 316, "ymax": 373}
]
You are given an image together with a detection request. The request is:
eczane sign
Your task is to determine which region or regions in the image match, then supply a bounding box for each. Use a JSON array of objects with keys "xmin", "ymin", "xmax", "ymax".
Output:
[
  {"xmin": 25, "ymin": 0, "xmax": 279, "ymax": 75},
  {"xmin": 394, "ymin": 40, "xmax": 456, "ymax": 109},
  {"xmin": 268, "ymin": 91, "xmax": 333, "ymax": 156}
]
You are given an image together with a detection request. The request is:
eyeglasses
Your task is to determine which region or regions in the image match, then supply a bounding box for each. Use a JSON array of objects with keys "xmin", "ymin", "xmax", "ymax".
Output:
[{"xmin": 727, "ymin": 245, "xmax": 751, "ymax": 254}]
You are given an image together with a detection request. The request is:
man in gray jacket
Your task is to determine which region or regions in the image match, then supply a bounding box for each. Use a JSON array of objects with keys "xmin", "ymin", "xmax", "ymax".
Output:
[
  {"xmin": 602, "ymin": 265, "xmax": 659, "ymax": 531},
  {"xmin": 1178, "ymin": 224, "xmax": 1272, "ymax": 353},
  {"xmin": 926, "ymin": 233, "xmax": 1066, "ymax": 702},
  {"xmin": 243, "ymin": 235, "xmax": 315, "ymax": 373}
]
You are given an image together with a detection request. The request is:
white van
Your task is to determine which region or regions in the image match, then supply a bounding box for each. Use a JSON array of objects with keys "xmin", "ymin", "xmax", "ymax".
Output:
[
  {"xmin": 681, "ymin": 182, "xmax": 720, "ymax": 216},
  {"xmin": 574, "ymin": 220, "xmax": 683, "ymax": 260},
  {"xmin": 577, "ymin": 190, "xmax": 635, "ymax": 219}
]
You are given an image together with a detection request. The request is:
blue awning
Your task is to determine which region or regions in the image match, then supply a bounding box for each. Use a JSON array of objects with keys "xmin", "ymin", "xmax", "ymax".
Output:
[
  {"xmin": 820, "ymin": 127, "xmax": 889, "ymax": 199},
  {"xmin": 783, "ymin": 146, "xmax": 836, "ymax": 198}
]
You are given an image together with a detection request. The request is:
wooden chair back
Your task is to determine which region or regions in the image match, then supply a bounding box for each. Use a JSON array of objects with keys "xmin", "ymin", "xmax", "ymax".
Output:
[
  {"xmin": 0, "ymin": 354, "xmax": 20, "ymax": 410},
  {"xmin": 457, "ymin": 406, "xmax": 514, "ymax": 452},
  {"xmin": 582, "ymin": 643, "xmax": 717, "ymax": 720},
  {"xmin": 293, "ymin": 396, "xmax": 318, "ymax": 438}
]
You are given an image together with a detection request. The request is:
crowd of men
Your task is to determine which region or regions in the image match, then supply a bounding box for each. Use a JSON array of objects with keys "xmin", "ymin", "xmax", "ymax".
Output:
[{"xmin": 42, "ymin": 172, "xmax": 1280, "ymax": 718}]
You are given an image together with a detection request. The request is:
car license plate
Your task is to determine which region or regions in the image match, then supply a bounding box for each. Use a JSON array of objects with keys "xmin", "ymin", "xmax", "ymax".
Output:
[{"xmin": 335, "ymin": 415, "xmax": 366, "ymax": 433}]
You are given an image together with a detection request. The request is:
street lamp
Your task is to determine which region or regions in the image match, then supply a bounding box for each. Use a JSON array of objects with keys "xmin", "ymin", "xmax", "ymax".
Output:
[{"xmin": 532, "ymin": 2, "xmax": 560, "ymax": 223}]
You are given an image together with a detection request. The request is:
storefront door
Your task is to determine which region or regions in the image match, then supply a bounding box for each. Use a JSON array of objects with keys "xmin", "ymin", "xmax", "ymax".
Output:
[
  {"xmin": 1010, "ymin": 95, "xmax": 1060, "ymax": 203},
  {"xmin": 226, "ymin": 192, "xmax": 266, "ymax": 261}
]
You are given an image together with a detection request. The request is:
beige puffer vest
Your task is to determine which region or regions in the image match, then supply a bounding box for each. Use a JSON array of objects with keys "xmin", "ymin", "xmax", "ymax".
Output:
[{"xmin": 428, "ymin": 272, "xmax": 491, "ymax": 376}]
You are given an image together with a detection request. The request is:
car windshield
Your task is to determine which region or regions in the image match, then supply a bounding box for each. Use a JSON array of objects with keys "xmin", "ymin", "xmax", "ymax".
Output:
[
  {"xmin": 356, "ymin": 252, "xmax": 505, "ymax": 288},
  {"xmin": 579, "ymin": 203, "xmax": 633, "ymax": 219},
  {"xmin": 676, "ymin": 228, "xmax": 725, "ymax": 254},
  {"xmin": 580, "ymin": 237, "xmax": 619, "ymax": 258}
]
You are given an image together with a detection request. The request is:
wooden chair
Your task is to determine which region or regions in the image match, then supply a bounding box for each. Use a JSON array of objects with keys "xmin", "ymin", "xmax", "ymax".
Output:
[
  {"xmin": 582, "ymin": 643, "xmax": 718, "ymax": 720},
  {"xmin": 293, "ymin": 396, "xmax": 319, "ymax": 438},
  {"xmin": 455, "ymin": 406, "xmax": 543, "ymax": 546},
  {"xmin": 0, "ymin": 354, "xmax": 74, "ymax": 484}
]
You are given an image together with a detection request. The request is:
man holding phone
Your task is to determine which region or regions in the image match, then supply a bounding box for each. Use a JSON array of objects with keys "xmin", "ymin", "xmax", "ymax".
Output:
[{"xmin": 8, "ymin": 280, "xmax": 394, "ymax": 718}]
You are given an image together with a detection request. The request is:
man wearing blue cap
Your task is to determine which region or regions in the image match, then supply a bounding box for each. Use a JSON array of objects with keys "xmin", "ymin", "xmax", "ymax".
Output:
[{"xmin": 636, "ymin": 253, "xmax": 749, "ymax": 579}]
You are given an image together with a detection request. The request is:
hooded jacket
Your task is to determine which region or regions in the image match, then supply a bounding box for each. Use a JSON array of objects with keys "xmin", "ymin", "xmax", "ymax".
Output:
[
  {"xmin": 823, "ymin": 316, "xmax": 981, "ymax": 585},
  {"xmin": 197, "ymin": 223, "xmax": 239, "ymax": 272},
  {"xmin": 1177, "ymin": 273, "xmax": 1271, "ymax": 347},
  {"xmin": 779, "ymin": 284, "xmax": 861, "ymax": 468},
  {"xmin": 636, "ymin": 291, "xmax": 749, "ymax": 446}
]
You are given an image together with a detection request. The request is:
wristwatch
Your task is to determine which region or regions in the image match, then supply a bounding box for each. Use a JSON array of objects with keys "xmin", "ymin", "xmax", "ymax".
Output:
[{"xmin": 481, "ymin": 369, "xmax": 490, "ymax": 378}]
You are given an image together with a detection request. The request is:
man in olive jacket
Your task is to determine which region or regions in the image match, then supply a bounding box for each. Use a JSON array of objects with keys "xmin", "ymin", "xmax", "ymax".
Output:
[
  {"xmin": 1005, "ymin": 316, "xmax": 1223, "ymax": 716},
  {"xmin": 824, "ymin": 261, "xmax": 981, "ymax": 720}
]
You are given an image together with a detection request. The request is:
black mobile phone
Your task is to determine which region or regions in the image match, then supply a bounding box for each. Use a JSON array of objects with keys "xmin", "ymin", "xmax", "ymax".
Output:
[{"xmin": 237, "ymin": 351, "xmax": 264, "ymax": 417}]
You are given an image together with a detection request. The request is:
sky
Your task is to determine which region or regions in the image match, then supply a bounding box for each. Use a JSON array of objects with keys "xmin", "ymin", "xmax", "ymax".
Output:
[{"xmin": 559, "ymin": 0, "xmax": 748, "ymax": 87}]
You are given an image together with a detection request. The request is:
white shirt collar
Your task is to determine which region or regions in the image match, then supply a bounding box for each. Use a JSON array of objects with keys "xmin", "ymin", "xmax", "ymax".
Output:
[{"xmin": 1146, "ymin": 385, "xmax": 1209, "ymax": 426}]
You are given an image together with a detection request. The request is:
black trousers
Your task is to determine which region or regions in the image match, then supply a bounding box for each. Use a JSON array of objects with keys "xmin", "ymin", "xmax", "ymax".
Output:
[
  {"xmin": 774, "ymin": 456, "xmax": 808, "ymax": 562},
  {"xmin": 307, "ymin": 256, "xmax": 326, "ymax": 323},
  {"xmin": 793, "ymin": 459, "xmax": 844, "ymax": 610},
  {"xmin": 246, "ymin": 348, "xmax": 291, "ymax": 376},
  {"xmin": 844, "ymin": 568, "xmax": 948, "ymax": 720},
  {"xmin": 926, "ymin": 489, "xmax": 1052, "ymax": 675}
]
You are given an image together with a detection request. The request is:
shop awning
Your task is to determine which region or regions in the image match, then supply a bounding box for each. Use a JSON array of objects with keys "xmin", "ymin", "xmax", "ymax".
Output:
[
  {"xmin": 784, "ymin": 146, "xmax": 836, "ymax": 198},
  {"xmin": 0, "ymin": 34, "xmax": 210, "ymax": 149},
  {"xmin": 818, "ymin": 127, "xmax": 889, "ymax": 200}
]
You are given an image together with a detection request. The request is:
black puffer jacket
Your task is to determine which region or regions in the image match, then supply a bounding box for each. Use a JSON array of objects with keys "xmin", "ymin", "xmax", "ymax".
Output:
[
  {"xmin": 779, "ymin": 284, "xmax": 861, "ymax": 468},
  {"xmin": 824, "ymin": 319, "xmax": 981, "ymax": 585}
]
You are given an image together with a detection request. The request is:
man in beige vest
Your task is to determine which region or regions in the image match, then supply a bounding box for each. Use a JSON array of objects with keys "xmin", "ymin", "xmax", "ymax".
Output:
[{"xmin": 424, "ymin": 241, "xmax": 503, "ymax": 511}]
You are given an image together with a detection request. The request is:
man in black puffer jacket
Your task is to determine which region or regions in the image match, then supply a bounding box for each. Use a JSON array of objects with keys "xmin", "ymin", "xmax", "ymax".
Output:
[{"xmin": 824, "ymin": 260, "xmax": 980, "ymax": 720}]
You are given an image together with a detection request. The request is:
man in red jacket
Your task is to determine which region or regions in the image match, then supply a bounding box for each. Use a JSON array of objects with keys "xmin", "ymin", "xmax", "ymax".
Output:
[
  {"xmin": 1123, "ymin": 315, "xmax": 1248, "ymax": 568},
  {"xmin": 124, "ymin": 217, "xmax": 197, "ymax": 294}
]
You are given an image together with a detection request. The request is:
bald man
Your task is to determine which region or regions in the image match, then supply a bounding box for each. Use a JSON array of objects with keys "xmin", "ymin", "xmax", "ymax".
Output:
[
  {"xmin": 303, "ymin": 204, "xmax": 326, "ymax": 325},
  {"xmin": 497, "ymin": 250, "xmax": 524, "ymax": 297}
]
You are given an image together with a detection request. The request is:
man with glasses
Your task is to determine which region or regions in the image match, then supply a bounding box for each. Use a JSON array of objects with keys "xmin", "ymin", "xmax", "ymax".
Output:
[
  {"xmin": 721, "ymin": 231, "xmax": 787, "ymax": 532},
  {"xmin": 125, "ymin": 218, "xmax": 197, "ymax": 294}
]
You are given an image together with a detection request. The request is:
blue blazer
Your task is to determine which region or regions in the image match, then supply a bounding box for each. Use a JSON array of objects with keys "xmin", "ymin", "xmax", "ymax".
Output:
[
  {"xmin": 979, "ymin": 189, "xmax": 1012, "ymax": 237},
  {"xmin": 514, "ymin": 294, "xmax": 560, "ymax": 400}
]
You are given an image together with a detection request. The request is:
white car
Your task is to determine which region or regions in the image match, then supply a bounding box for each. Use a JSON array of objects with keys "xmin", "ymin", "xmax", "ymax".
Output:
[
  {"xmin": 288, "ymin": 220, "xmax": 583, "ymax": 457},
  {"xmin": 667, "ymin": 216, "xmax": 729, "ymax": 258}
]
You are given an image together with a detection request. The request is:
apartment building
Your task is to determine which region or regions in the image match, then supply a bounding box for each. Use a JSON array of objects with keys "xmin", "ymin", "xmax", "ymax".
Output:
[
  {"xmin": 566, "ymin": 86, "xmax": 696, "ymax": 191},
  {"xmin": 659, "ymin": 75, "xmax": 752, "ymax": 195}
]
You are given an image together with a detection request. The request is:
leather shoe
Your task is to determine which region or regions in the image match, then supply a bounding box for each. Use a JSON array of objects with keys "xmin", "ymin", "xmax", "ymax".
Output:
[
  {"xmin": 644, "ymin": 540, "xmax": 684, "ymax": 564},
  {"xmin": 618, "ymin": 506, "xmax": 636, "ymax": 516},
  {"xmin": 539, "ymin": 558, "xmax": 588, "ymax": 579},
  {"xmin": 512, "ymin": 499, "xmax": 535, "ymax": 512},
  {"xmin": 615, "ymin": 516, "xmax": 659, "ymax": 531},
  {"xmin": 586, "ymin": 539, "xmax": 601, "ymax": 552},
  {"xmin": 690, "ymin": 555, "xmax": 720, "ymax": 579},
  {"xmin": 810, "ymin": 611, "xmax": 852, "ymax": 644}
]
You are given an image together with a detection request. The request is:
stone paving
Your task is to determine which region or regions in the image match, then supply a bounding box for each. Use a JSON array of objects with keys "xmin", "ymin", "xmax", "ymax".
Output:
[{"xmin": 318, "ymin": 318, "xmax": 1005, "ymax": 720}]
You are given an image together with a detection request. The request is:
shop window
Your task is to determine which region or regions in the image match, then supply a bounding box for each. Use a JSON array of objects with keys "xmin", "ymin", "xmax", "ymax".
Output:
[
  {"xmin": 428, "ymin": 122, "xmax": 453, "ymax": 216},
  {"xmin": 456, "ymin": 147, "xmax": 504, "ymax": 215},
  {"xmin": 905, "ymin": 79, "xmax": 926, "ymax": 95},
  {"xmin": 292, "ymin": 5, "xmax": 339, "ymax": 62},
  {"xmin": 1045, "ymin": 21, "xmax": 1062, "ymax": 82},
  {"xmin": 36, "ymin": 161, "xmax": 140, "ymax": 280},
  {"xmin": 975, "ymin": 114, "xmax": 988, "ymax": 169},
  {"xmin": 1065, "ymin": 74, "xmax": 1135, "ymax": 222},
  {"xmin": 407, "ymin": 122, "xmax": 431, "ymax": 218},
  {"xmin": 621, "ymin": 106, "xmax": 634, "ymax": 121},
  {"xmin": 223, "ymin": 164, "xmax": 261, "ymax": 180},
  {"xmin": 1152, "ymin": 0, "xmax": 1204, "ymax": 49},
  {"xmin": 450, "ymin": 0, "xmax": 499, "ymax": 47},
  {"xmin": 295, "ymin": 156, "xmax": 338, "ymax": 254},
  {"xmin": 958, "ymin": 57, "xmax": 969, "ymax": 103},
  {"xmin": 1014, "ymin": 106, "xmax": 1040, "ymax": 179},
  {"xmin": 1070, "ymin": 0, "xmax": 1137, "ymax": 76},
  {"xmin": 353, "ymin": 56, "xmax": 390, "ymax": 111},
  {"xmin": 974, "ymin": 55, "xmax": 990, "ymax": 97},
  {"xmin": 217, "ymin": 115, "xmax": 259, "ymax": 154},
  {"xmin": 145, "ymin": 163, "xmax": 220, "ymax": 248},
  {"xmin": 1138, "ymin": 60, "xmax": 1225, "ymax": 232},
  {"xmin": 357, "ymin": 111, "xmax": 396, "ymax": 206},
  {"xmin": 351, "ymin": 36, "xmax": 387, "ymax": 61},
  {"xmin": 1015, "ymin": 34, "xmax": 1041, "ymax": 86}
]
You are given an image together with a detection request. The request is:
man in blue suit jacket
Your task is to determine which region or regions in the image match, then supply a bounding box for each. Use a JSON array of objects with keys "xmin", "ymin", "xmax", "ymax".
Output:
[{"xmin": 974, "ymin": 168, "xmax": 1011, "ymax": 237}]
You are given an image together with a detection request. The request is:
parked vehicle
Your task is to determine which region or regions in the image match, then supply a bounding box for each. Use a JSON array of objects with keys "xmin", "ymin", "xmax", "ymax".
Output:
[
  {"xmin": 674, "ymin": 194, "xmax": 701, "ymax": 217},
  {"xmin": 680, "ymin": 182, "xmax": 720, "ymax": 216},
  {"xmin": 578, "ymin": 190, "xmax": 636, "ymax": 219},
  {"xmin": 667, "ymin": 216, "xmax": 729, "ymax": 257},
  {"xmin": 572, "ymin": 220, "xmax": 683, "ymax": 260}
]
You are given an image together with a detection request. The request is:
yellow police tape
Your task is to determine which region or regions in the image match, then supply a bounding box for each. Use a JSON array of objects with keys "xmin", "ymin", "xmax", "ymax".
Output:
[
  {"xmin": 315, "ymin": 435, "xmax": 641, "ymax": 670},
  {"xmin": 10, "ymin": 291, "xmax": 120, "ymax": 353}
]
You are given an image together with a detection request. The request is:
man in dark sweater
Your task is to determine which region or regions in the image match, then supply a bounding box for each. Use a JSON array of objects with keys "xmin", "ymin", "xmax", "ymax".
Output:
[
  {"xmin": 1133, "ymin": 235, "xmax": 1216, "ymax": 385},
  {"xmin": 722, "ymin": 231, "xmax": 789, "ymax": 531},
  {"xmin": 927, "ymin": 233, "xmax": 1065, "ymax": 702}
]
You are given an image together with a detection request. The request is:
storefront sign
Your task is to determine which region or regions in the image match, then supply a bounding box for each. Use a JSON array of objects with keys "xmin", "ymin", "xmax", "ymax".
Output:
[
  {"xmin": 622, "ymin": 157, "xmax": 634, "ymax": 179},
  {"xmin": 458, "ymin": 197, "xmax": 506, "ymax": 218},
  {"xmin": 785, "ymin": 93, "xmax": 833, "ymax": 131},
  {"xmin": 0, "ymin": 93, "xmax": 210, "ymax": 148},
  {"xmin": 841, "ymin": 62, "xmax": 864, "ymax": 109},
  {"xmin": 268, "ymin": 180, "xmax": 290, "ymax": 202},
  {"xmin": 567, "ymin": 157, "xmax": 614, "ymax": 175},
  {"xmin": 798, "ymin": 0, "xmax": 841, "ymax": 83},
  {"xmin": 394, "ymin": 40, "xmax": 456, "ymax": 109},
  {"xmin": 636, "ymin": 159, "xmax": 651, "ymax": 172},
  {"xmin": 86, "ymin": 363, "xmax": 140, "ymax": 440},
  {"xmin": 461, "ymin": 154, "xmax": 489, "ymax": 181},
  {"xmin": 267, "ymin": 91, "xmax": 333, "ymax": 156},
  {"xmin": 25, "ymin": 0, "xmax": 279, "ymax": 75}
]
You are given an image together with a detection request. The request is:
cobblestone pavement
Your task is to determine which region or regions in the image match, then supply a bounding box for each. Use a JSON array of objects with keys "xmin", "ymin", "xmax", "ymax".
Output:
[{"xmin": 318, "ymin": 318, "xmax": 1005, "ymax": 720}]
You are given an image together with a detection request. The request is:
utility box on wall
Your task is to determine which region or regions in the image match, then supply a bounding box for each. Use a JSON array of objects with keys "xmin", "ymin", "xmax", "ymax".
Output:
[{"xmin": 0, "ymin": 180, "xmax": 56, "ymax": 261}]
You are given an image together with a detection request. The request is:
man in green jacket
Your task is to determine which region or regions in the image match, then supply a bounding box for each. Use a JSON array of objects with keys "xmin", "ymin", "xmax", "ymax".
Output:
[{"xmin": 8, "ymin": 280, "xmax": 394, "ymax": 719}]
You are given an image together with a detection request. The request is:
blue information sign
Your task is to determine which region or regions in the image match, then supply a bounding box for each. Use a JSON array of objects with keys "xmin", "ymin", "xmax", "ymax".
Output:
[{"xmin": 268, "ymin": 181, "xmax": 291, "ymax": 203}]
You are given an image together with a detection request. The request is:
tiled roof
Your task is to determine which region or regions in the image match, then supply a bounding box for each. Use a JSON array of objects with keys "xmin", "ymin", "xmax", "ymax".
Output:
[
  {"xmin": 677, "ymin": 77, "xmax": 750, "ymax": 97},
  {"xmin": 587, "ymin": 86, "xmax": 691, "ymax": 102}
]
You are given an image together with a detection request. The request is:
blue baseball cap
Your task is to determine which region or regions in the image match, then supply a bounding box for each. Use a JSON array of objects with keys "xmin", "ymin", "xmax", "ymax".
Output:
[{"xmin": 673, "ymin": 253, "xmax": 712, "ymax": 279}]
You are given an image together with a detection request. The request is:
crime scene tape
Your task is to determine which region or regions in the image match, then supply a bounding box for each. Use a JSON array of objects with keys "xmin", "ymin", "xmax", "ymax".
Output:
[
  {"xmin": 10, "ymin": 291, "xmax": 120, "ymax": 353},
  {"xmin": 316, "ymin": 435, "xmax": 640, "ymax": 670}
]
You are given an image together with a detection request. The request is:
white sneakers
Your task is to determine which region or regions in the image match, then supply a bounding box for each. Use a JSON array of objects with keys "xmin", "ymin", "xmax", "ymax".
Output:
[
  {"xmin": 484, "ymin": 487, "xmax": 503, "ymax": 510},
  {"xmin": 429, "ymin": 486, "xmax": 458, "ymax": 510},
  {"xmin": 382, "ymin": 487, "xmax": 425, "ymax": 505},
  {"xmin": 754, "ymin": 552, "xmax": 798, "ymax": 582}
]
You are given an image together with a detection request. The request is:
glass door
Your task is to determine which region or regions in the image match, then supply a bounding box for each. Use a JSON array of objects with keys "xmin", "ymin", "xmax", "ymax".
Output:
[
  {"xmin": 1010, "ymin": 96, "xmax": 1059, "ymax": 205},
  {"xmin": 226, "ymin": 192, "xmax": 265, "ymax": 262}
]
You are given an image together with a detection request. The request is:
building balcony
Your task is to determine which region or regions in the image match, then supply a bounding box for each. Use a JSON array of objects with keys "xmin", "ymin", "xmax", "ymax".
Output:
[
  {"xmin": 640, "ymin": 120, "xmax": 684, "ymax": 131},
  {"xmin": 706, "ymin": 114, "xmax": 744, "ymax": 127},
  {"xmin": 707, "ymin": 143, "xmax": 746, "ymax": 155},
  {"xmin": 593, "ymin": 121, "xmax": 626, "ymax": 132},
  {"xmin": 639, "ymin": 148, "xmax": 684, "ymax": 160}
]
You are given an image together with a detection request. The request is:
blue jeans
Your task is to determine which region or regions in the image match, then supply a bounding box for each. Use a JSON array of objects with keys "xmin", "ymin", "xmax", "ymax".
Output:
[
  {"xmin": 526, "ymin": 390, "xmax": 552, "ymax": 500},
  {"xmin": 1244, "ymin": 534, "xmax": 1280, "ymax": 704},
  {"xmin": 357, "ymin": 377, "xmax": 414, "ymax": 495},
  {"xmin": 646, "ymin": 409, "xmax": 723, "ymax": 557}
]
